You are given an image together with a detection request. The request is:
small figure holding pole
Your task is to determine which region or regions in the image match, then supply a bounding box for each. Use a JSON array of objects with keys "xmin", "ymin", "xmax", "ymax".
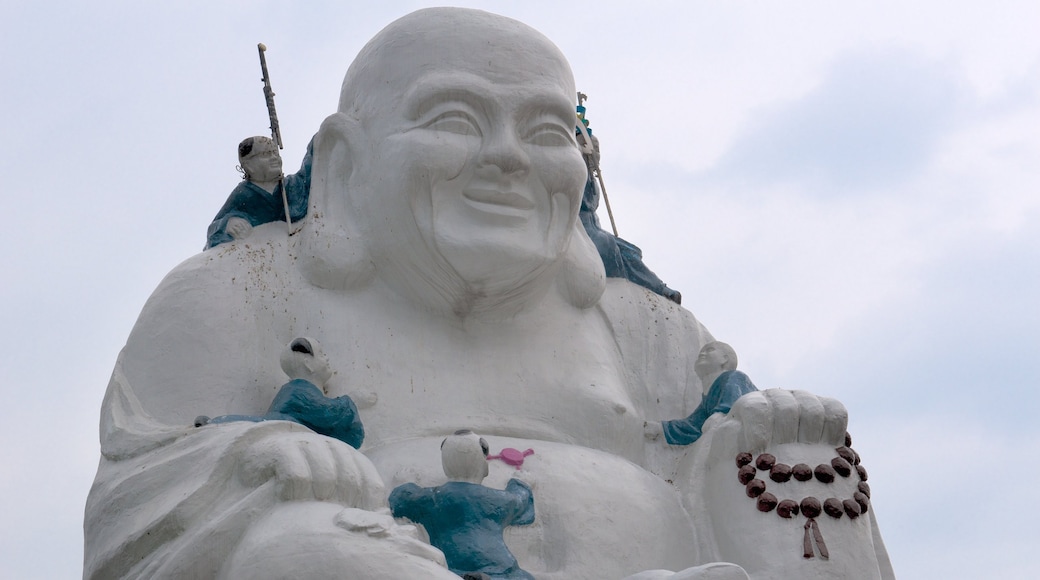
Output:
[
  {"xmin": 575, "ymin": 93, "xmax": 682, "ymax": 304},
  {"xmin": 204, "ymin": 44, "xmax": 313, "ymax": 249}
]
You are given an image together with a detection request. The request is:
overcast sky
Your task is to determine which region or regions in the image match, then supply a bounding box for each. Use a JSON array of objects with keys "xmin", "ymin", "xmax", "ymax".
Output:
[{"xmin": 2, "ymin": 2, "xmax": 1038, "ymax": 578}]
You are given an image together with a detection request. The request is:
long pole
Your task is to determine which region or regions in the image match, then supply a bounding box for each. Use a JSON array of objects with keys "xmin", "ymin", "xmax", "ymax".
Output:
[
  {"xmin": 258, "ymin": 43, "xmax": 291, "ymax": 230},
  {"xmin": 574, "ymin": 97, "xmax": 619, "ymax": 237}
]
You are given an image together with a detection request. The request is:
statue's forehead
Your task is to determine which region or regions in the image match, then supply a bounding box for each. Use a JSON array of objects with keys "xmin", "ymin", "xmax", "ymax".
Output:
[
  {"xmin": 374, "ymin": 37, "xmax": 570, "ymax": 86},
  {"xmin": 401, "ymin": 70, "xmax": 575, "ymax": 114},
  {"xmin": 342, "ymin": 9, "xmax": 575, "ymax": 117}
]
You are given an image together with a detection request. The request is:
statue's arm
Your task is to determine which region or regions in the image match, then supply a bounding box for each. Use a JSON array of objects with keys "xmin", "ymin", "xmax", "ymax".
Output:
[
  {"xmin": 389, "ymin": 483, "xmax": 432, "ymax": 523},
  {"xmin": 205, "ymin": 182, "xmax": 254, "ymax": 248},
  {"xmin": 283, "ymin": 136, "xmax": 315, "ymax": 223},
  {"xmin": 505, "ymin": 478, "xmax": 536, "ymax": 526}
]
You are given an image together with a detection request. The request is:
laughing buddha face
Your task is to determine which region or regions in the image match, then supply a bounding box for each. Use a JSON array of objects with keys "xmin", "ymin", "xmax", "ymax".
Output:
[{"xmin": 329, "ymin": 9, "xmax": 591, "ymax": 310}]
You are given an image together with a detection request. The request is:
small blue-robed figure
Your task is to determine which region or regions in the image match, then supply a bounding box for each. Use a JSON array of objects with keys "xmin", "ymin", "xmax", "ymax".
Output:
[
  {"xmin": 196, "ymin": 337, "xmax": 364, "ymax": 449},
  {"xmin": 577, "ymin": 129, "xmax": 682, "ymax": 304},
  {"xmin": 390, "ymin": 430, "xmax": 536, "ymax": 580},
  {"xmin": 205, "ymin": 135, "xmax": 313, "ymax": 249},
  {"xmin": 646, "ymin": 341, "xmax": 758, "ymax": 446}
]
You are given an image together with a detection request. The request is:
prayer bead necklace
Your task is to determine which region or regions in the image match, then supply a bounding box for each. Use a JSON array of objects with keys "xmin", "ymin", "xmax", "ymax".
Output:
[{"xmin": 734, "ymin": 432, "xmax": 871, "ymax": 559}]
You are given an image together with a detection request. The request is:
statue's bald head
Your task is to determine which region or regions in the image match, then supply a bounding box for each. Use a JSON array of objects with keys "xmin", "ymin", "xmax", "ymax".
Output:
[
  {"xmin": 301, "ymin": 8, "xmax": 604, "ymax": 312},
  {"xmin": 339, "ymin": 8, "xmax": 575, "ymax": 122}
]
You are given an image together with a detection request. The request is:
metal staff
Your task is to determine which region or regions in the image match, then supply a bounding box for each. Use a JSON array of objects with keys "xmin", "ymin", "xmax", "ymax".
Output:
[
  {"xmin": 257, "ymin": 43, "xmax": 292, "ymax": 229},
  {"xmin": 575, "ymin": 92, "xmax": 618, "ymax": 237}
]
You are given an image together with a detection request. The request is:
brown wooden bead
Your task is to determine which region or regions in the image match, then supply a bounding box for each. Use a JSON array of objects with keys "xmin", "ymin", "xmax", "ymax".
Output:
[
  {"xmin": 814, "ymin": 464, "xmax": 836, "ymax": 484},
  {"xmin": 845, "ymin": 432, "xmax": 852, "ymax": 447},
  {"xmin": 757, "ymin": 492, "xmax": 778, "ymax": 512},
  {"xmin": 854, "ymin": 491, "xmax": 870, "ymax": 513},
  {"xmin": 858, "ymin": 481, "xmax": 871, "ymax": 498},
  {"xmin": 792, "ymin": 463, "xmax": 813, "ymax": 481},
  {"xmin": 736, "ymin": 452, "xmax": 753, "ymax": 468},
  {"xmin": 776, "ymin": 499, "xmax": 800, "ymax": 518},
  {"xmin": 800, "ymin": 497, "xmax": 822, "ymax": 518},
  {"xmin": 835, "ymin": 446, "xmax": 856, "ymax": 465},
  {"xmin": 857, "ymin": 465, "xmax": 868, "ymax": 481},
  {"xmin": 823, "ymin": 498, "xmax": 844, "ymax": 519},
  {"xmin": 769, "ymin": 463, "xmax": 792, "ymax": 483},
  {"xmin": 738, "ymin": 464, "xmax": 758, "ymax": 485},
  {"xmin": 831, "ymin": 457, "xmax": 852, "ymax": 478},
  {"xmin": 755, "ymin": 453, "xmax": 776, "ymax": 471},
  {"xmin": 843, "ymin": 499, "xmax": 862, "ymax": 519},
  {"xmin": 746, "ymin": 479, "xmax": 766, "ymax": 498},
  {"xmin": 853, "ymin": 449, "xmax": 861, "ymax": 465}
]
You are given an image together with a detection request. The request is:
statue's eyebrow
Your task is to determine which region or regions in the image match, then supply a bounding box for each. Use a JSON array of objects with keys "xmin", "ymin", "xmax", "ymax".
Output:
[
  {"xmin": 519, "ymin": 94, "xmax": 577, "ymax": 128},
  {"xmin": 403, "ymin": 75, "xmax": 492, "ymax": 120}
]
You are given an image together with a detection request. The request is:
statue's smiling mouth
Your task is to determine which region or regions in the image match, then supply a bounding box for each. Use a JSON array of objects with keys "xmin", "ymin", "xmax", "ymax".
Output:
[{"xmin": 462, "ymin": 189, "xmax": 535, "ymax": 217}]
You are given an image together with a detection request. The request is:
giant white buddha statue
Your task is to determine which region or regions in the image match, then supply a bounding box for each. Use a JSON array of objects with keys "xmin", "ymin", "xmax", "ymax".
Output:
[{"xmin": 85, "ymin": 8, "xmax": 894, "ymax": 579}]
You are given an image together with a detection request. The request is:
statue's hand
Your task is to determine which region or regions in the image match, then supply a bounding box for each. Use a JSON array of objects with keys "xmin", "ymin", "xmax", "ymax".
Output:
[
  {"xmin": 226, "ymin": 217, "xmax": 253, "ymax": 240},
  {"xmin": 693, "ymin": 390, "xmax": 888, "ymax": 579},
  {"xmin": 236, "ymin": 430, "xmax": 385, "ymax": 507},
  {"xmin": 644, "ymin": 420, "xmax": 664, "ymax": 441},
  {"xmin": 708, "ymin": 389, "xmax": 848, "ymax": 466}
]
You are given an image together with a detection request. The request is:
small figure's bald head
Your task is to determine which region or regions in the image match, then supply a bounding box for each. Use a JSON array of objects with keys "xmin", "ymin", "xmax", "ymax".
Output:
[
  {"xmin": 695, "ymin": 341, "xmax": 738, "ymax": 380},
  {"xmin": 441, "ymin": 429, "xmax": 490, "ymax": 483}
]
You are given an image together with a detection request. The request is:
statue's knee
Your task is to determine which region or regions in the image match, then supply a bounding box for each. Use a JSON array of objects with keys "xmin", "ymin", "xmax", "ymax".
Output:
[{"xmin": 224, "ymin": 502, "xmax": 456, "ymax": 580}]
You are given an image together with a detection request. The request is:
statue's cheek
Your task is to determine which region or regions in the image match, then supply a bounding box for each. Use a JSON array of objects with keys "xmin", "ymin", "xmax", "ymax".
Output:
[
  {"xmin": 389, "ymin": 132, "xmax": 477, "ymax": 186},
  {"xmin": 531, "ymin": 148, "xmax": 586, "ymax": 206}
]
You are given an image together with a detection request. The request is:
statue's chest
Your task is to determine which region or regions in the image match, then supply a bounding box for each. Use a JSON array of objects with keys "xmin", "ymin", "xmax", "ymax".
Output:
[{"xmin": 308, "ymin": 305, "xmax": 642, "ymax": 457}]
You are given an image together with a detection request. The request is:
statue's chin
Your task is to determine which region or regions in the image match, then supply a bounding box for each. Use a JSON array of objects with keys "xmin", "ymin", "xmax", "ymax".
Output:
[{"xmin": 372, "ymin": 236, "xmax": 560, "ymax": 319}]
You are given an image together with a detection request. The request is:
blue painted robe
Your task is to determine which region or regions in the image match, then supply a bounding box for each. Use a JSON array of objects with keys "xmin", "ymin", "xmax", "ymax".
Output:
[
  {"xmin": 210, "ymin": 378, "xmax": 364, "ymax": 449},
  {"xmin": 662, "ymin": 370, "xmax": 758, "ymax": 446},
  {"xmin": 389, "ymin": 479, "xmax": 536, "ymax": 579},
  {"xmin": 579, "ymin": 176, "xmax": 682, "ymax": 303},
  {"xmin": 205, "ymin": 138, "xmax": 314, "ymax": 249}
]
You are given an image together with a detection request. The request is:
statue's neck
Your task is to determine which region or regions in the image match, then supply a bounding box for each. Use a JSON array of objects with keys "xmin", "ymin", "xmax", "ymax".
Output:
[
  {"xmin": 372, "ymin": 254, "xmax": 561, "ymax": 322},
  {"xmin": 697, "ymin": 369, "xmax": 726, "ymax": 396},
  {"xmin": 250, "ymin": 178, "xmax": 280, "ymax": 194}
]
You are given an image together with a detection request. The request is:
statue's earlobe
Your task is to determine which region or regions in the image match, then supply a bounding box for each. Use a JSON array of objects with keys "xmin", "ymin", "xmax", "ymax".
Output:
[
  {"xmin": 294, "ymin": 113, "xmax": 374, "ymax": 291},
  {"xmin": 558, "ymin": 223, "xmax": 606, "ymax": 309}
]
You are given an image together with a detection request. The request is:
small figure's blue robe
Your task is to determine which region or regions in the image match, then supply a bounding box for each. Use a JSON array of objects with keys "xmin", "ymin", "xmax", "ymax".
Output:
[
  {"xmin": 389, "ymin": 479, "xmax": 536, "ymax": 579},
  {"xmin": 210, "ymin": 378, "xmax": 364, "ymax": 449},
  {"xmin": 206, "ymin": 138, "xmax": 314, "ymax": 249},
  {"xmin": 579, "ymin": 176, "xmax": 682, "ymax": 304},
  {"xmin": 662, "ymin": 370, "xmax": 758, "ymax": 446}
]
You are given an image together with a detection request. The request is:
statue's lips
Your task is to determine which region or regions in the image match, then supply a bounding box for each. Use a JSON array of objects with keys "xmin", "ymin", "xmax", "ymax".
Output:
[{"xmin": 462, "ymin": 189, "xmax": 536, "ymax": 218}]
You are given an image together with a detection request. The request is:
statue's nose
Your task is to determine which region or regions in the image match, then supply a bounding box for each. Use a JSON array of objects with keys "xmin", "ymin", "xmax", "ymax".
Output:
[{"xmin": 477, "ymin": 130, "xmax": 530, "ymax": 176}]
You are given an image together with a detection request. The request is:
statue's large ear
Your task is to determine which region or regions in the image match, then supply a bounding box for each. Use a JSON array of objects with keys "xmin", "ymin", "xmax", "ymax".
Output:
[
  {"xmin": 558, "ymin": 222, "xmax": 606, "ymax": 309},
  {"xmin": 294, "ymin": 113, "xmax": 374, "ymax": 290}
]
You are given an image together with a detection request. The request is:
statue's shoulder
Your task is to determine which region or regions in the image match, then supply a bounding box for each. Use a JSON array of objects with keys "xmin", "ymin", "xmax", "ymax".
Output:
[
  {"xmin": 122, "ymin": 231, "xmax": 296, "ymax": 423},
  {"xmin": 597, "ymin": 278, "xmax": 714, "ymax": 417},
  {"xmin": 157, "ymin": 229, "xmax": 294, "ymax": 302},
  {"xmin": 598, "ymin": 278, "xmax": 712, "ymax": 354}
]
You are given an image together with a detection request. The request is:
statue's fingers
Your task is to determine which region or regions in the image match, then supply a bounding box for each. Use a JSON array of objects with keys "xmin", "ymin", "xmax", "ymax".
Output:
[
  {"xmin": 332, "ymin": 446, "xmax": 384, "ymax": 508},
  {"xmin": 731, "ymin": 391, "xmax": 773, "ymax": 452},
  {"xmin": 819, "ymin": 396, "xmax": 849, "ymax": 446},
  {"xmin": 764, "ymin": 389, "xmax": 800, "ymax": 445},
  {"xmin": 305, "ymin": 440, "xmax": 337, "ymax": 501},
  {"xmin": 792, "ymin": 390, "xmax": 826, "ymax": 443},
  {"xmin": 276, "ymin": 442, "xmax": 313, "ymax": 501}
]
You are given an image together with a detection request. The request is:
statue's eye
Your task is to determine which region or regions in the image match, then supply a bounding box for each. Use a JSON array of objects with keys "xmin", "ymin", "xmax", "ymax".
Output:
[
  {"xmin": 479, "ymin": 438, "xmax": 489, "ymax": 456},
  {"xmin": 525, "ymin": 122, "xmax": 573, "ymax": 147},
  {"xmin": 424, "ymin": 110, "xmax": 481, "ymax": 137}
]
